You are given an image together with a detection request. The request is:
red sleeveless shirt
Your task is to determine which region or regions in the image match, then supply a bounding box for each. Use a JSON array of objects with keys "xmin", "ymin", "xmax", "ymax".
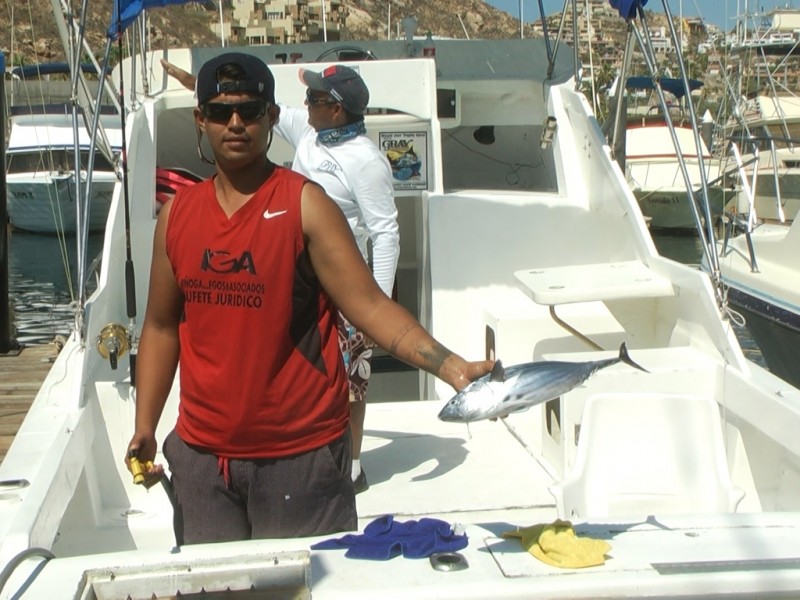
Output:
[{"xmin": 165, "ymin": 167, "xmax": 348, "ymax": 458}]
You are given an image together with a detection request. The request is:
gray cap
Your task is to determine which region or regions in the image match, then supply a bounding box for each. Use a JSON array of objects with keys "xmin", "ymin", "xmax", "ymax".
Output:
[{"xmin": 299, "ymin": 65, "xmax": 369, "ymax": 115}]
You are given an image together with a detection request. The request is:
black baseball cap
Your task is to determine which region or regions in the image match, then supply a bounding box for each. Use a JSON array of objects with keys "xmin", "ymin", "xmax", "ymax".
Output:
[
  {"xmin": 299, "ymin": 65, "xmax": 369, "ymax": 115},
  {"xmin": 196, "ymin": 52, "xmax": 275, "ymax": 105}
]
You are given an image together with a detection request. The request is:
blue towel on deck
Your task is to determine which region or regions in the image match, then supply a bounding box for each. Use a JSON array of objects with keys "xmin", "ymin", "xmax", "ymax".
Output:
[{"xmin": 311, "ymin": 514, "xmax": 468, "ymax": 560}]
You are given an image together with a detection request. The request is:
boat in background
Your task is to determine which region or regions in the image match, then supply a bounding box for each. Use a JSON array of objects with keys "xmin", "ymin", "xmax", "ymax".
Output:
[
  {"xmin": 713, "ymin": 217, "xmax": 800, "ymax": 389},
  {"xmin": 623, "ymin": 77, "xmax": 728, "ymax": 230},
  {"xmin": 724, "ymin": 93, "xmax": 800, "ymax": 224},
  {"xmin": 706, "ymin": 6, "xmax": 800, "ymax": 389},
  {"xmin": 5, "ymin": 64, "xmax": 122, "ymax": 234},
  {"xmin": 722, "ymin": 7, "xmax": 800, "ymax": 224},
  {"xmin": 2, "ymin": 1, "xmax": 800, "ymax": 598}
]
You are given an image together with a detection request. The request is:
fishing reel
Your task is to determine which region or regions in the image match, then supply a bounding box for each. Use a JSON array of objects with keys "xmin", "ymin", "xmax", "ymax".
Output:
[{"xmin": 96, "ymin": 323, "xmax": 129, "ymax": 370}]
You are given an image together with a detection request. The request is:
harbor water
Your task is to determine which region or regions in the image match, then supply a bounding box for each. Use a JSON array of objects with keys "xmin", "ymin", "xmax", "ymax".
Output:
[
  {"xmin": 6, "ymin": 228, "xmax": 765, "ymax": 367},
  {"xmin": 7, "ymin": 231, "xmax": 103, "ymax": 346}
]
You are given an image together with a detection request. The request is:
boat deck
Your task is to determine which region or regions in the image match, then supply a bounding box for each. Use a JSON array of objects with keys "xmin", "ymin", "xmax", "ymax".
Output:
[
  {"xmin": 49, "ymin": 399, "xmax": 559, "ymax": 557},
  {"xmin": 12, "ymin": 400, "xmax": 800, "ymax": 598},
  {"xmin": 357, "ymin": 402, "xmax": 558, "ymax": 524}
]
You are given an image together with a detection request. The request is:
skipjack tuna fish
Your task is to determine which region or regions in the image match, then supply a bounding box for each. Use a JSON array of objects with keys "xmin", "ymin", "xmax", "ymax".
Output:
[{"xmin": 438, "ymin": 343, "xmax": 648, "ymax": 423}]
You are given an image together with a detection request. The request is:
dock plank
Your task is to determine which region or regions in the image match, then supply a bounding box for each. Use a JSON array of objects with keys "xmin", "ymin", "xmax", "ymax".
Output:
[{"xmin": 0, "ymin": 344, "xmax": 60, "ymax": 465}]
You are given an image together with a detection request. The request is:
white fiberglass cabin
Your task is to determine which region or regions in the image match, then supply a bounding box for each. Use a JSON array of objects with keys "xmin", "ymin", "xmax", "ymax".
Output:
[{"xmin": 2, "ymin": 38, "xmax": 800, "ymax": 599}]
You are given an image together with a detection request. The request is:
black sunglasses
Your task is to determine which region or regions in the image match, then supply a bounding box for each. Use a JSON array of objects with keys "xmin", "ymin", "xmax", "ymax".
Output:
[
  {"xmin": 201, "ymin": 100, "xmax": 268, "ymax": 123},
  {"xmin": 305, "ymin": 89, "xmax": 337, "ymax": 106}
]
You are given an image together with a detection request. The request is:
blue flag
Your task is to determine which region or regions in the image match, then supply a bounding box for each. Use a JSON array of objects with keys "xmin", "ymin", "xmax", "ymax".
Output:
[
  {"xmin": 109, "ymin": 0, "xmax": 201, "ymax": 39},
  {"xmin": 609, "ymin": 0, "xmax": 649, "ymax": 20}
]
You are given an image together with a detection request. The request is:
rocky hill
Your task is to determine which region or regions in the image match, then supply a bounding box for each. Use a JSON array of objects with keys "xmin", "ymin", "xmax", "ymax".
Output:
[
  {"xmin": 1, "ymin": 0, "xmax": 527, "ymax": 68},
  {"xmin": 342, "ymin": 0, "xmax": 528, "ymax": 41}
]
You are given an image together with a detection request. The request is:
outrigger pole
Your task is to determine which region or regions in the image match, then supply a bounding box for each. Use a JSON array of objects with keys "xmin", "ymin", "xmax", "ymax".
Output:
[
  {"xmin": 602, "ymin": 0, "xmax": 724, "ymax": 306},
  {"xmin": 50, "ymin": 0, "xmax": 120, "ymax": 338},
  {"xmin": 0, "ymin": 52, "xmax": 11, "ymax": 354}
]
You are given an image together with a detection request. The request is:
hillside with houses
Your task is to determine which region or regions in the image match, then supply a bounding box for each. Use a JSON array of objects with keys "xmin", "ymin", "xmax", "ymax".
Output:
[{"xmin": 3, "ymin": 0, "xmax": 800, "ymax": 128}]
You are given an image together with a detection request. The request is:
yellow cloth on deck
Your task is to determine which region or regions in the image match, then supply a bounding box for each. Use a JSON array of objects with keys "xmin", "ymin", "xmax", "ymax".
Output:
[{"xmin": 501, "ymin": 519, "xmax": 611, "ymax": 568}]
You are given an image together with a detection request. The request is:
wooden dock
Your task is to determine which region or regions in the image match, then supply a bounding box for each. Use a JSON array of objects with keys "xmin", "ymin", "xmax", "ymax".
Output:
[{"xmin": 0, "ymin": 344, "xmax": 60, "ymax": 465}]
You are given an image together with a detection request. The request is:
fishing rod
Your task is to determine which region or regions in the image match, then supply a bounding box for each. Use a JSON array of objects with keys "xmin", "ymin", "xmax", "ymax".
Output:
[
  {"xmin": 113, "ymin": 0, "xmax": 139, "ymax": 386},
  {"xmin": 73, "ymin": 0, "xmax": 120, "ymax": 326},
  {"xmin": 49, "ymin": 0, "xmax": 86, "ymax": 328},
  {"xmin": 50, "ymin": 0, "xmax": 121, "ymax": 337}
]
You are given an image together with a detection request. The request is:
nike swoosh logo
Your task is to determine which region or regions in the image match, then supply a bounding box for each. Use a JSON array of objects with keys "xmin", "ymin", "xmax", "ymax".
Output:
[{"xmin": 263, "ymin": 209, "xmax": 288, "ymax": 220}]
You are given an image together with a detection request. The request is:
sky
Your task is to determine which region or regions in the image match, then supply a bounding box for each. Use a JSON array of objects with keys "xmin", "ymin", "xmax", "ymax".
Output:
[{"xmin": 484, "ymin": 0, "xmax": 797, "ymax": 31}]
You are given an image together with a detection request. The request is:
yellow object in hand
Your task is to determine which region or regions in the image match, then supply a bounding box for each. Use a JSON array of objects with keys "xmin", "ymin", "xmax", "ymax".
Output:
[
  {"xmin": 129, "ymin": 455, "xmax": 157, "ymax": 487},
  {"xmin": 502, "ymin": 519, "xmax": 611, "ymax": 568}
]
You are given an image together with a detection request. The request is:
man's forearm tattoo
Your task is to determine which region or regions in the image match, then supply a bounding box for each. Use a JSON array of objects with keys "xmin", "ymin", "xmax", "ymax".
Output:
[
  {"xmin": 417, "ymin": 340, "xmax": 452, "ymax": 376},
  {"xmin": 389, "ymin": 324, "xmax": 452, "ymax": 376}
]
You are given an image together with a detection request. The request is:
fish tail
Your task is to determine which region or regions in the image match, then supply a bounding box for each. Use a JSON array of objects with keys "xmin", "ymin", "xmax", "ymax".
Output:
[{"xmin": 619, "ymin": 342, "xmax": 649, "ymax": 373}]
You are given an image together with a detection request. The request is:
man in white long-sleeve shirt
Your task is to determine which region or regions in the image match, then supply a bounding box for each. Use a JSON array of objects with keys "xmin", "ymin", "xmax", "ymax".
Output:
[{"xmin": 275, "ymin": 65, "xmax": 400, "ymax": 494}]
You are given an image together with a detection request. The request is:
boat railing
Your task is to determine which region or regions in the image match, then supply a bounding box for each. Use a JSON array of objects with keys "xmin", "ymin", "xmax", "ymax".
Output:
[
  {"xmin": 720, "ymin": 214, "xmax": 760, "ymax": 275},
  {"xmin": 717, "ymin": 127, "xmax": 800, "ymax": 274},
  {"xmin": 720, "ymin": 142, "xmax": 760, "ymax": 274},
  {"xmin": 723, "ymin": 130, "xmax": 800, "ymax": 226}
]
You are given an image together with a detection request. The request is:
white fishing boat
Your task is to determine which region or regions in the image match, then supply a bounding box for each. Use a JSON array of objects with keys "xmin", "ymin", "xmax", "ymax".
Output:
[
  {"xmin": 623, "ymin": 77, "xmax": 728, "ymax": 231},
  {"xmin": 5, "ymin": 64, "xmax": 122, "ymax": 235},
  {"xmin": 723, "ymin": 8, "xmax": 800, "ymax": 224},
  {"xmin": 706, "ymin": 6, "xmax": 800, "ymax": 390},
  {"xmin": 2, "ymin": 1, "xmax": 800, "ymax": 598},
  {"xmin": 724, "ymin": 94, "xmax": 800, "ymax": 224},
  {"xmin": 710, "ymin": 216, "xmax": 800, "ymax": 390},
  {"xmin": 711, "ymin": 96, "xmax": 800, "ymax": 387}
]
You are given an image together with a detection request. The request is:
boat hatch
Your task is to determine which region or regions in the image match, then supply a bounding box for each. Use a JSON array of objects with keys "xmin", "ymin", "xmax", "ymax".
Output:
[{"xmin": 75, "ymin": 551, "xmax": 310, "ymax": 599}]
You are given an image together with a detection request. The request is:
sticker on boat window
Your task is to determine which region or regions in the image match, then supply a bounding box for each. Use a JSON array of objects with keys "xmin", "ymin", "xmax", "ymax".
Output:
[{"xmin": 380, "ymin": 131, "xmax": 427, "ymax": 191}]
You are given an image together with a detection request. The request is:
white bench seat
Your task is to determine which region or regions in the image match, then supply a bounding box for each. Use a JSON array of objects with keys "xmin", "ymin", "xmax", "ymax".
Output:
[{"xmin": 514, "ymin": 260, "xmax": 675, "ymax": 305}]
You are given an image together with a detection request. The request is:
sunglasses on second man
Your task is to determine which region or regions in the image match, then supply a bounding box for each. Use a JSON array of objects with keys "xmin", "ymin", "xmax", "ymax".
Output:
[
  {"xmin": 305, "ymin": 89, "xmax": 339, "ymax": 107},
  {"xmin": 200, "ymin": 100, "xmax": 268, "ymax": 123}
]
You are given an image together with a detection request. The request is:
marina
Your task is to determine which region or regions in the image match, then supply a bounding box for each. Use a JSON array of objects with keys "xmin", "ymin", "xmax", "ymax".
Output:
[{"xmin": 0, "ymin": 0, "xmax": 799, "ymax": 598}]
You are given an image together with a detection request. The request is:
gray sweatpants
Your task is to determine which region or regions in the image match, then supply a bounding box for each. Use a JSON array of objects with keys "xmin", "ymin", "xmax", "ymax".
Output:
[{"xmin": 162, "ymin": 429, "xmax": 357, "ymax": 545}]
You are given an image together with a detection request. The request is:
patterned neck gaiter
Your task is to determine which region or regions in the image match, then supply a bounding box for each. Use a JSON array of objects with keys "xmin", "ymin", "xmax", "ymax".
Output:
[{"xmin": 317, "ymin": 119, "xmax": 367, "ymax": 146}]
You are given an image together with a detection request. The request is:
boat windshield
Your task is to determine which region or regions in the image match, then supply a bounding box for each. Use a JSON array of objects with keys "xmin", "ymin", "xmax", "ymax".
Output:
[{"xmin": 6, "ymin": 149, "xmax": 116, "ymax": 175}]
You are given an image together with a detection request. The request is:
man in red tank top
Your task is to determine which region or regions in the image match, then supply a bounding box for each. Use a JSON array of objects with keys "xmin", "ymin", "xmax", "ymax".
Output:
[{"xmin": 125, "ymin": 52, "xmax": 492, "ymax": 545}]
